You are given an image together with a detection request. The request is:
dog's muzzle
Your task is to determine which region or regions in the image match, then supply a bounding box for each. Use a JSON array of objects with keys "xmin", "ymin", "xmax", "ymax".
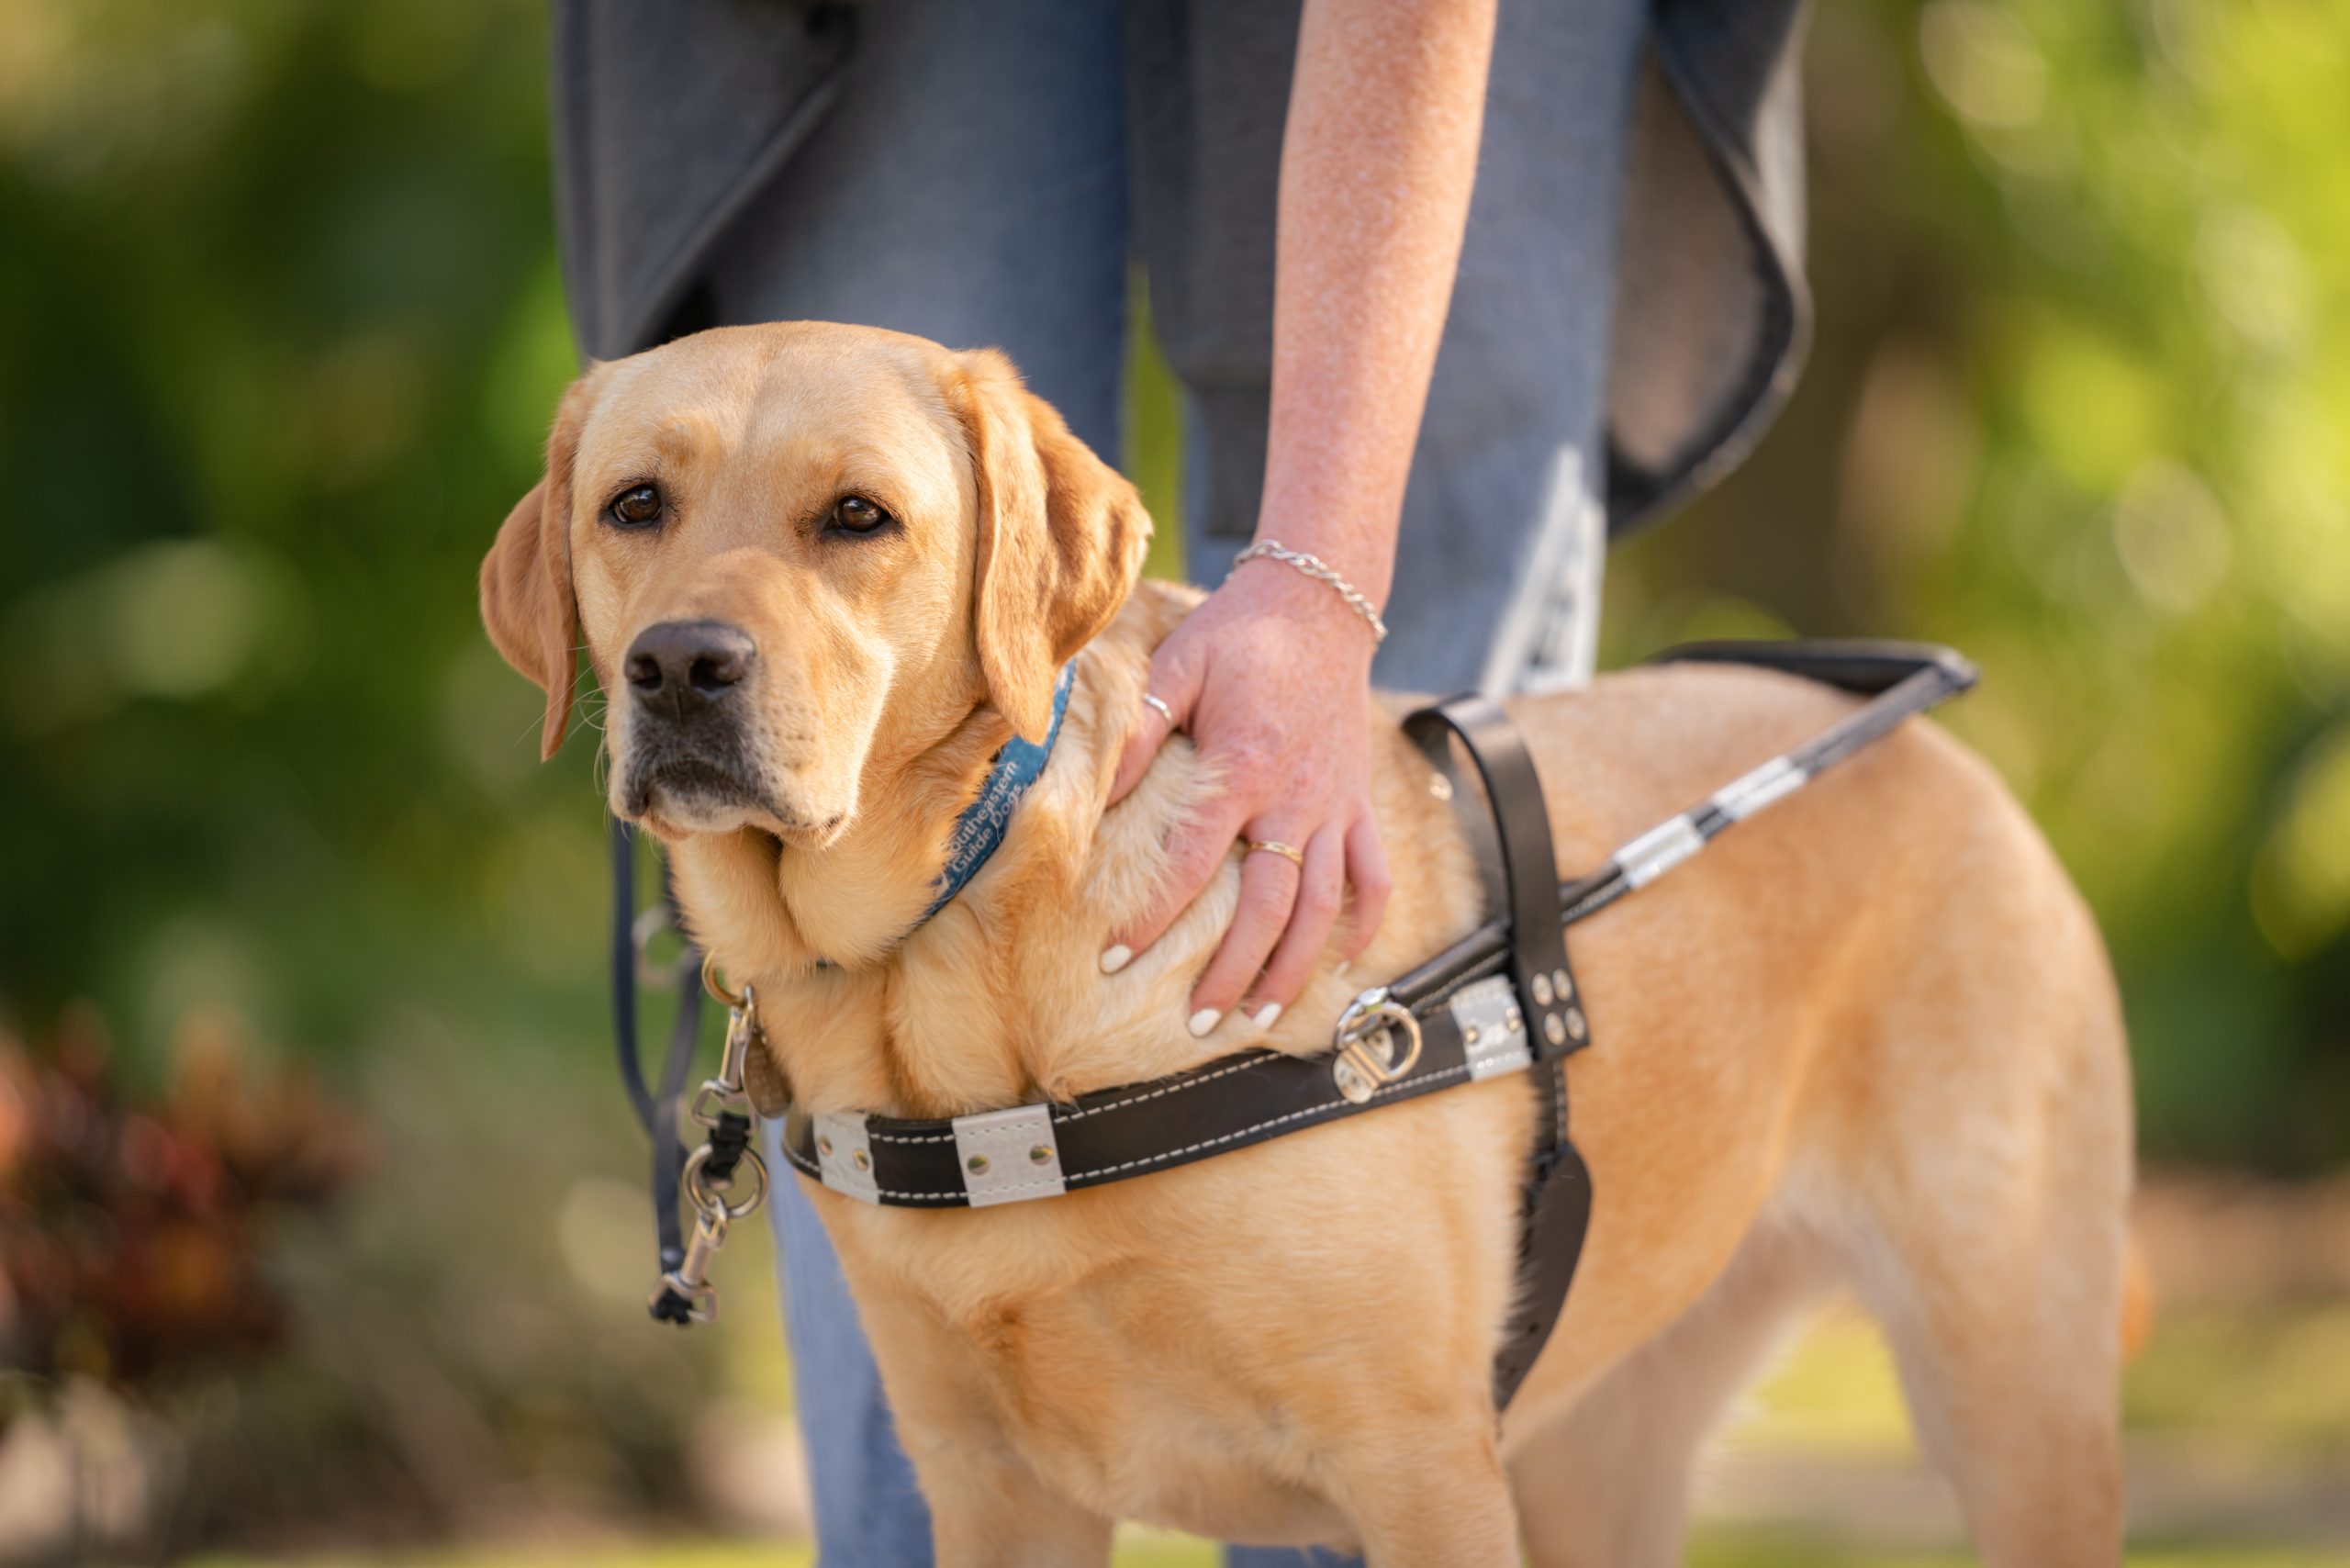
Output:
[{"xmin": 620, "ymin": 618, "xmax": 767, "ymax": 818}]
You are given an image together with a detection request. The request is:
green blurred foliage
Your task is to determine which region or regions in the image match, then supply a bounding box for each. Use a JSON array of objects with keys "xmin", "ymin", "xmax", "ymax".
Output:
[
  {"xmin": 1608, "ymin": 0, "xmax": 2350, "ymax": 1166},
  {"xmin": 0, "ymin": 7, "xmax": 770, "ymax": 1540},
  {"xmin": 0, "ymin": 0, "xmax": 603, "ymax": 1079}
]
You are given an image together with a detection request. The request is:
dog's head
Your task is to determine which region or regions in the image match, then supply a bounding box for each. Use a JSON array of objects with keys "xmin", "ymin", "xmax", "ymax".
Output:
[{"xmin": 480, "ymin": 323, "xmax": 1149, "ymax": 843}]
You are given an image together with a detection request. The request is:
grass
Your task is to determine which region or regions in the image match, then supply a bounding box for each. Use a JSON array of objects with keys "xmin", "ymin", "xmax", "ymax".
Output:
[
  {"xmin": 174, "ymin": 1294, "xmax": 2350, "ymax": 1566},
  {"xmin": 178, "ymin": 1534, "xmax": 2350, "ymax": 1568}
]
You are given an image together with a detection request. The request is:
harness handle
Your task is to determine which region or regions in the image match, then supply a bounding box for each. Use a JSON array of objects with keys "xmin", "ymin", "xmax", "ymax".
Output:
[
  {"xmin": 1404, "ymin": 696, "xmax": 1594, "ymax": 1413},
  {"xmin": 1404, "ymin": 698, "xmax": 1587, "ymax": 1063}
]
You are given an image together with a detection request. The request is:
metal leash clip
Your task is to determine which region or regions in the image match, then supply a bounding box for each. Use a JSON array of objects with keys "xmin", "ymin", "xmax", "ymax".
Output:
[
  {"xmin": 693, "ymin": 960, "xmax": 760, "ymax": 1127},
  {"xmin": 1330, "ymin": 986, "xmax": 1425, "ymax": 1104},
  {"xmin": 653, "ymin": 1141, "xmax": 770, "ymax": 1324},
  {"xmin": 647, "ymin": 957, "xmax": 772, "ymax": 1325}
]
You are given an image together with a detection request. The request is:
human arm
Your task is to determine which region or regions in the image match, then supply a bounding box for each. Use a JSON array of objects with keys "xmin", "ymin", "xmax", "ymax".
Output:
[{"xmin": 1104, "ymin": 0, "xmax": 1498, "ymax": 1032}]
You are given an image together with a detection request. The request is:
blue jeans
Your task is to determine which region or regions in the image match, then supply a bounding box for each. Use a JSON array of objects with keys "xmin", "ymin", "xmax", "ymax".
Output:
[{"xmin": 722, "ymin": 0, "xmax": 1648, "ymax": 1560}]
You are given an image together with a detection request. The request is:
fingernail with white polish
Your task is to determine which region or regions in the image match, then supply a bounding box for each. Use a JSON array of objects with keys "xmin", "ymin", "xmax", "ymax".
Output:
[
  {"xmin": 1188, "ymin": 1008, "xmax": 1222, "ymax": 1038},
  {"xmin": 1252, "ymin": 1003, "xmax": 1281, "ymax": 1029},
  {"xmin": 1101, "ymin": 945, "xmax": 1133, "ymax": 975}
]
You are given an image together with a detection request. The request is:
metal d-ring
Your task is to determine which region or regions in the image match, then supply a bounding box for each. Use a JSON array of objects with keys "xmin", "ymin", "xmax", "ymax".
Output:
[
  {"xmin": 683, "ymin": 1142, "xmax": 770, "ymax": 1221},
  {"xmin": 1331, "ymin": 991, "xmax": 1424, "ymax": 1104}
]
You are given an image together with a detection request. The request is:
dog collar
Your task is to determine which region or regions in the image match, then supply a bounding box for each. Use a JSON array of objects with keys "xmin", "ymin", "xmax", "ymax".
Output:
[{"xmin": 914, "ymin": 661, "xmax": 1077, "ymax": 930}]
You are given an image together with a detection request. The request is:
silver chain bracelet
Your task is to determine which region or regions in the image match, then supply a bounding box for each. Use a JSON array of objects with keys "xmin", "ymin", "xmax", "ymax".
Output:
[{"xmin": 1229, "ymin": 541, "xmax": 1389, "ymax": 644}]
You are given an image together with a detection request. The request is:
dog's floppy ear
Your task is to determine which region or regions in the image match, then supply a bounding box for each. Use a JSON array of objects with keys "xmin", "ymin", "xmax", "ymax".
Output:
[
  {"xmin": 480, "ymin": 375, "xmax": 596, "ymax": 760},
  {"xmin": 954, "ymin": 349, "xmax": 1153, "ymax": 742}
]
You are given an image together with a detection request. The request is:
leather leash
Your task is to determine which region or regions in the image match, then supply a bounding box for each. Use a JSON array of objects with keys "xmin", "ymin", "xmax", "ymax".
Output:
[{"xmin": 611, "ymin": 824, "xmax": 766, "ymax": 1325}]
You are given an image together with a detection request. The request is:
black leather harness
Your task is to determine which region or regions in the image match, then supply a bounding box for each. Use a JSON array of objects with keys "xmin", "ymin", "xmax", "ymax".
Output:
[{"xmin": 628, "ymin": 639, "xmax": 1977, "ymax": 1410}]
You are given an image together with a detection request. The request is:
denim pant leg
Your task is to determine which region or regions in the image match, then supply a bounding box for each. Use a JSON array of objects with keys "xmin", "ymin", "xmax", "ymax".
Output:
[
  {"xmin": 712, "ymin": 5, "xmax": 1128, "ymax": 1564},
  {"xmin": 704, "ymin": 0, "xmax": 1130, "ymax": 459}
]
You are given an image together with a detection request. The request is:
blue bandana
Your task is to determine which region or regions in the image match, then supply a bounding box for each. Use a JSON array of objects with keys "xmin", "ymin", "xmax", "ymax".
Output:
[{"xmin": 913, "ymin": 662, "xmax": 1076, "ymax": 927}]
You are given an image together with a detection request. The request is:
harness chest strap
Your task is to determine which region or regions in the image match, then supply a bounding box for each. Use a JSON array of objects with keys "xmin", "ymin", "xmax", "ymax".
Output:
[
  {"xmin": 773, "ymin": 641, "xmax": 1975, "ymax": 1213},
  {"xmin": 776, "ymin": 696, "xmax": 1572, "ymax": 1206},
  {"xmin": 771, "ymin": 692, "xmax": 1588, "ymax": 1215}
]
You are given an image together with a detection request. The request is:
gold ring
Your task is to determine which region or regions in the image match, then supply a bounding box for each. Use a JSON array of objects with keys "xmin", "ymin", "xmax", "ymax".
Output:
[
  {"xmin": 1243, "ymin": 839, "xmax": 1305, "ymax": 868},
  {"xmin": 1141, "ymin": 692, "xmax": 1175, "ymax": 724}
]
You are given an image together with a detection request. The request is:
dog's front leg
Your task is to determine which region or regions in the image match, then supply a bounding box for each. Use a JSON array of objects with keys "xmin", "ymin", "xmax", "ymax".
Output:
[
  {"xmin": 890, "ymin": 1382, "xmax": 1113, "ymax": 1568},
  {"xmin": 921, "ymin": 1461, "xmax": 1114, "ymax": 1568},
  {"xmin": 855, "ymin": 1291, "xmax": 1115, "ymax": 1568},
  {"xmin": 1334, "ymin": 1427, "xmax": 1521, "ymax": 1568}
]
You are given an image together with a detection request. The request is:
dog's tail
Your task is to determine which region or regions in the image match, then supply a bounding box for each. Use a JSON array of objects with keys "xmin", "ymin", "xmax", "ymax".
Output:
[{"xmin": 2119, "ymin": 1232, "xmax": 2156, "ymax": 1363}]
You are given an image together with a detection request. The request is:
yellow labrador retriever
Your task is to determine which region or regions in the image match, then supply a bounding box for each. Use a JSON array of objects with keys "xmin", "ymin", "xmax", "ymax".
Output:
[{"xmin": 482, "ymin": 322, "xmax": 2134, "ymax": 1565}]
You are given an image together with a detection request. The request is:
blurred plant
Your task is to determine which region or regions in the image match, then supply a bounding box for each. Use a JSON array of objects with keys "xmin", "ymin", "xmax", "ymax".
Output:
[
  {"xmin": 0, "ymin": 1000, "xmax": 796, "ymax": 1558},
  {"xmin": 0, "ymin": 1006, "xmax": 361, "ymax": 1399},
  {"xmin": 1610, "ymin": 0, "xmax": 2350, "ymax": 1166}
]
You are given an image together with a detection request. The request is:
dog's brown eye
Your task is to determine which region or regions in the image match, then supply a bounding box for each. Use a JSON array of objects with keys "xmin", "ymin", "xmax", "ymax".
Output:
[
  {"xmin": 830, "ymin": 495, "xmax": 892, "ymax": 535},
  {"xmin": 609, "ymin": 484, "xmax": 663, "ymax": 528}
]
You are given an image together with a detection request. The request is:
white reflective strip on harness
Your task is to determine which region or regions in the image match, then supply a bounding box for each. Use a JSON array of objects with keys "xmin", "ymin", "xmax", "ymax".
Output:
[
  {"xmin": 1710, "ymin": 756, "xmax": 1807, "ymax": 821},
  {"xmin": 813, "ymin": 1112, "xmax": 880, "ymax": 1204},
  {"xmin": 951, "ymin": 1103, "xmax": 1067, "ymax": 1206},
  {"xmin": 1612, "ymin": 815, "xmax": 1706, "ymax": 889}
]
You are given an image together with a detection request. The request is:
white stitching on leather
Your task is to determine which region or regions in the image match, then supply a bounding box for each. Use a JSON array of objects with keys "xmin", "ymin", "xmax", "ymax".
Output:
[
  {"xmin": 952, "ymin": 1171, "xmax": 1066, "ymax": 1201},
  {"xmin": 1057, "ymin": 1051, "xmax": 1282, "ymax": 1121},
  {"xmin": 779, "ymin": 1139, "xmax": 967, "ymax": 1204},
  {"xmin": 1085, "ymin": 1064, "xmax": 1472, "ymax": 1179},
  {"xmin": 846, "ymin": 1052, "xmax": 1288, "ymax": 1146}
]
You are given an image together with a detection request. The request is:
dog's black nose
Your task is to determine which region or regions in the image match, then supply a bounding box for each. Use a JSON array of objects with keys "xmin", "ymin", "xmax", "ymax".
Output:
[{"xmin": 625, "ymin": 620, "xmax": 756, "ymax": 720}]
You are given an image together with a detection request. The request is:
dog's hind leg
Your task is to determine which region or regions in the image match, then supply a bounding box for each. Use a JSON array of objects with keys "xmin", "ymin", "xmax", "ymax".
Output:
[
  {"xmin": 1841, "ymin": 1127, "xmax": 2130, "ymax": 1564},
  {"xmin": 1830, "ymin": 895, "xmax": 2133, "ymax": 1565},
  {"xmin": 1511, "ymin": 1219, "xmax": 1833, "ymax": 1568}
]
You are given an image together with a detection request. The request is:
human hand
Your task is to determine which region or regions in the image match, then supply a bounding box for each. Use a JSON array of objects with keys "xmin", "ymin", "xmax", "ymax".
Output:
[{"xmin": 1102, "ymin": 558, "xmax": 1392, "ymax": 1035}]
